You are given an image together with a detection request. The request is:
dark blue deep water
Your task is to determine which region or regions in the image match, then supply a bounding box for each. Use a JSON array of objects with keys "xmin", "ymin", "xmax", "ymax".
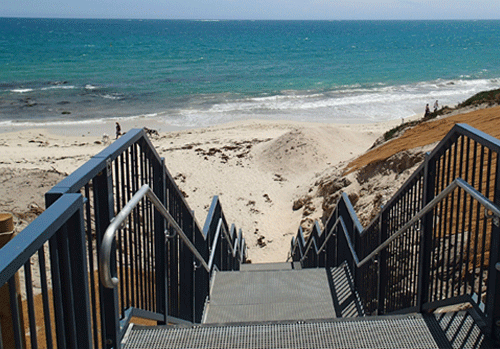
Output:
[{"xmin": 1, "ymin": 18, "xmax": 500, "ymax": 127}]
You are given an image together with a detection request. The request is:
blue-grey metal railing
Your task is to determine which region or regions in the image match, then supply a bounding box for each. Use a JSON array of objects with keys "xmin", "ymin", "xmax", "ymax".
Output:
[
  {"xmin": 291, "ymin": 123, "xmax": 500, "ymax": 342},
  {"xmin": 0, "ymin": 128, "xmax": 245, "ymax": 349},
  {"xmin": 0, "ymin": 194, "xmax": 91, "ymax": 349}
]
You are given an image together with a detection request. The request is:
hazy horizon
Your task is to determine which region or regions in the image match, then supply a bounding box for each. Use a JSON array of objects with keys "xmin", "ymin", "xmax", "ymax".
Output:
[{"xmin": 2, "ymin": 0, "xmax": 499, "ymax": 21}]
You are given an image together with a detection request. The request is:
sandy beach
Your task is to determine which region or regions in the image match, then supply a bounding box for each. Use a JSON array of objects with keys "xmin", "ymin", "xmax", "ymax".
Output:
[
  {"xmin": 2, "ymin": 106, "xmax": 500, "ymax": 263},
  {"xmin": 0, "ymin": 115, "xmax": 411, "ymax": 262}
]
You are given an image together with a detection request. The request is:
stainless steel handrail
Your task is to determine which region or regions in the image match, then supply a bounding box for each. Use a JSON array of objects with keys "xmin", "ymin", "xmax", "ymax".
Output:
[
  {"xmin": 350, "ymin": 177, "xmax": 500, "ymax": 268},
  {"xmin": 100, "ymin": 184, "xmax": 214, "ymax": 288},
  {"xmin": 207, "ymin": 218, "xmax": 223, "ymax": 271},
  {"xmin": 222, "ymin": 225, "xmax": 237, "ymax": 257}
]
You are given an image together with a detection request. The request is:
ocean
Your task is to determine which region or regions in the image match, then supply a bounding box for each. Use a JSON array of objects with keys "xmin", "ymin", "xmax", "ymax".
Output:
[{"xmin": 1, "ymin": 18, "xmax": 500, "ymax": 128}]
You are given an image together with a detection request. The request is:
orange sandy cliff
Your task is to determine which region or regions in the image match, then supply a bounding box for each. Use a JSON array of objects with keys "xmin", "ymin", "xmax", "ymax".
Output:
[{"xmin": 346, "ymin": 105, "xmax": 500, "ymax": 174}]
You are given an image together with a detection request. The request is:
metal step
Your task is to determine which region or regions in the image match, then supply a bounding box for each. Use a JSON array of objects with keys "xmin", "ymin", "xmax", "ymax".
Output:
[
  {"xmin": 122, "ymin": 311, "xmax": 492, "ymax": 349},
  {"xmin": 204, "ymin": 268, "xmax": 336, "ymax": 324}
]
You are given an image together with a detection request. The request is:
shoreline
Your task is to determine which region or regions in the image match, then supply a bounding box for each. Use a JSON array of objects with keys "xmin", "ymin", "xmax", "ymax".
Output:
[{"xmin": 0, "ymin": 112, "xmax": 423, "ymax": 138}]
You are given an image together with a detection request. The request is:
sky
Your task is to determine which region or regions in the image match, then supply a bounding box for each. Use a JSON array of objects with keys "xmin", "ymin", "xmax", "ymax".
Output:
[{"xmin": 1, "ymin": 0, "xmax": 500, "ymax": 20}]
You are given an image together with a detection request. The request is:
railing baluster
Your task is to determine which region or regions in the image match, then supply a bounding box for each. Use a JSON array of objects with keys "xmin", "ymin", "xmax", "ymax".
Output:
[
  {"xmin": 453, "ymin": 137, "xmax": 464, "ymax": 297},
  {"xmin": 142, "ymin": 150, "xmax": 148, "ymax": 312},
  {"xmin": 170, "ymin": 226, "xmax": 179, "ymax": 317},
  {"xmin": 464, "ymin": 137, "xmax": 473, "ymax": 297},
  {"xmin": 148, "ymin": 157, "xmax": 155, "ymax": 312},
  {"xmin": 94, "ymin": 158, "xmax": 120, "ymax": 349},
  {"xmin": 378, "ymin": 209, "xmax": 387, "ymax": 314},
  {"xmin": 457, "ymin": 184, "xmax": 467, "ymax": 296},
  {"xmin": 403, "ymin": 185, "xmax": 411, "ymax": 307},
  {"xmin": 421, "ymin": 151, "xmax": 434, "ymax": 311},
  {"xmin": 143, "ymin": 147, "xmax": 150, "ymax": 312},
  {"xmin": 68, "ymin": 206, "xmax": 93, "ymax": 347},
  {"xmin": 84, "ymin": 183, "xmax": 100, "ymax": 349},
  {"xmin": 119, "ymin": 151, "xmax": 128, "ymax": 313},
  {"xmin": 137, "ymin": 146, "xmax": 144, "ymax": 310},
  {"xmin": 155, "ymin": 157, "xmax": 167, "ymax": 322},
  {"xmin": 479, "ymin": 147, "xmax": 491, "ymax": 297},
  {"xmin": 24, "ymin": 260, "xmax": 38, "ymax": 349},
  {"xmin": 131, "ymin": 144, "xmax": 139, "ymax": 310},
  {"xmin": 146, "ymin": 174, "xmax": 152, "ymax": 312},
  {"xmin": 115, "ymin": 156, "xmax": 126, "ymax": 319},
  {"xmin": 145, "ymin": 157, "xmax": 151, "ymax": 312},
  {"xmin": 443, "ymin": 144, "xmax": 456, "ymax": 298},
  {"xmin": 125, "ymin": 147, "xmax": 132, "ymax": 310},
  {"xmin": 435, "ymin": 153, "xmax": 443, "ymax": 301},
  {"xmin": 405, "ymin": 184, "xmax": 412, "ymax": 307},
  {"xmin": 8, "ymin": 277, "xmax": 23, "ymax": 349},
  {"xmin": 437, "ymin": 152, "xmax": 446, "ymax": 301},
  {"xmin": 471, "ymin": 141, "xmax": 481, "ymax": 298},
  {"xmin": 38, "ymin": 246, "xmax": 53, "ymax": 349},
  {"xmin": 48, "ymin": 234, "xmax": 67, "ymax": 348},
  {"xmin": 413, "ymin": 179, "xmax": 421, "ymax": 303}
]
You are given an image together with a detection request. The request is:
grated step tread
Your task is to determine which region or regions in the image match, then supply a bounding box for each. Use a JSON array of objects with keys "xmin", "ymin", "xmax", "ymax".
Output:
[
  {"xmin": 204, "ymin": 268, "xmax": 335, "ymax": 323},
  {"xmin": 122, "ymin": 312, "xmax": 492, "ymax": 349}
]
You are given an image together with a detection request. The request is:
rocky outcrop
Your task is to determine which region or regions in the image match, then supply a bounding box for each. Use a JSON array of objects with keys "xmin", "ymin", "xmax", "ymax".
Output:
[
  {"xmin": 293, "ymin": 146, "xmax": 432, "ymax": 234},
  {"xmin": 356, "ymin": 150, "xmax": 425, "ymax": 184}
]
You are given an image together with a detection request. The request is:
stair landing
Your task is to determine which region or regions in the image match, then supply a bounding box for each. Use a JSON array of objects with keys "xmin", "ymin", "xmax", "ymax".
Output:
[{"xmin": 204, "ymin": 267, "xmax": 335, "ymax": 324}]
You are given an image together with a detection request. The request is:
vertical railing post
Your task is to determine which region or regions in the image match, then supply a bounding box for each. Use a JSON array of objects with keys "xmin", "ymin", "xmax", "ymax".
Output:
[
  {"xmin": 52, "ymin": 224, "xmax": 79, "ymax": 348},
  {"xmin": 42, "ymin": 189, "xmax": 66, "ymax": 349},
  {"xmin": 486, "ymin": 154, "xmax": 500, "ymax": 342},
  {"xmin": 192, "ymin": 214, "xmax": 197, "ymax": 322},
  {"xmin": 165, "ymin": 184, "xmax": 179, "ymax": 318},
  {"xmin": 178, "ymin": 205, "xmax": 194, "ymax": 322},
  {"xmin": 168, "ymin": 225, "xmax": 179, "ymax": 318},
  {"xmin": 377, "ymin": 210, "xmax": 388, "ymax": 315},
  {"xmin": 417, "ymin": 153, "xmax": 436, "ymax": 312},
  {"xmin": 67, "ymin": 202, "xmax": 93, "ymax": 348},
  {"xmin": 154, "ymin": 158, "xmax": 167, "ymax": 324},
  {"xmin": 94, "ymin": 159, "xmax": 121, "ymax": 349},
  {"xmin": 194, "ymin": 222, "xmax": 209, "ymax": 323}
]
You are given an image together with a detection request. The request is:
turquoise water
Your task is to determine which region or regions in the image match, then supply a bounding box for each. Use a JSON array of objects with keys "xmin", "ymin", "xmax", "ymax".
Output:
[{"xmin": 1, "ymin": 18, "xmax": 500, "ymax": 127}]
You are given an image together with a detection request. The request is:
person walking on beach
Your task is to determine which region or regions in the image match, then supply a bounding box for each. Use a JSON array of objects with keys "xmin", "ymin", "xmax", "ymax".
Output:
[
  {"xmin": 434, "ymin": 100, "xmax": 439, "ymax": 112},
  {"xmin": 116, "ymin": 122, "xmax": 122, "ymax": 139},
  {"xmin": 424, "ymin": 104, "xmax": 430, "ymax": 118}
]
